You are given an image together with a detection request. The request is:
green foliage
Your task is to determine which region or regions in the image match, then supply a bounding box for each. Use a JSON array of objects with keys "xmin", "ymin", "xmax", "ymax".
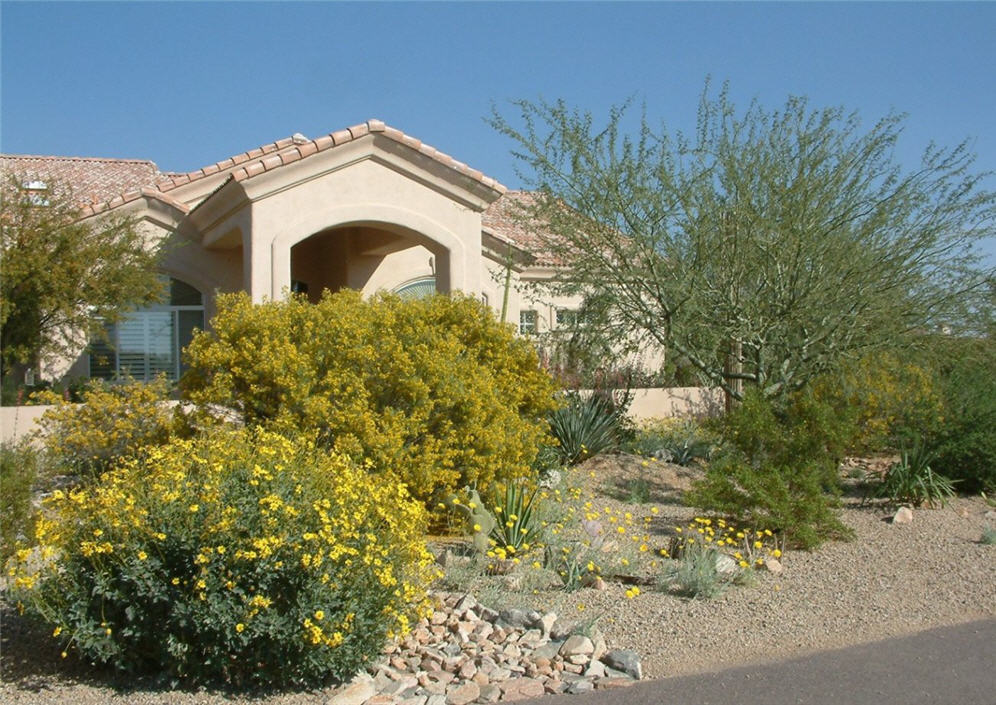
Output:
[
  {"xmin": 663, "ymin": 541, "xmax": 733, "ymax": 599},
  {"xmin": 624, "ymin": 418, "xmax": 714, "ymax": 466},
  {"xmin": 8, "ymin": 427, "xmax": 435, "ymax": 689},
  {"xmin": 687, "ymin": 390, "xmax": 854, "ymax": 549},
  {"xmin": 0, "ymin": 440, "xmax": 38, "ymax": 562},
  {"xmin": 488, "ymin": 481, "xmax": 541, "ymax": 555},
  {"xmin": 32, "ymin": 376, "xmax": 189, "ymax": 479},
  {"xmin": 875, "ymin": 444, "xmax": 956, "ymax": 508},
  {"xmin": 814, "ymin": 352, "xmax": 944, "ymax": 452},
  {"xmin": 922, "ymin": 336, "xmax": 996, "ymax": 492},
  {"xmin": 182, "ymin": 291, "xmax": 557, "ymax": 507},
  {"xmin": 0, "ymin": 174, "xmax": 164, "ymax": 384},
  {"xmin": 491, "ymin": 82, "xmax": 995, "ymax": 403},
  {"xmin": 548, "ymin": 391, "xmax": 623, "ymax": 465},
  {"xmin": 980, "ymin": 526, "xmax": 996, "ymax": 546}
]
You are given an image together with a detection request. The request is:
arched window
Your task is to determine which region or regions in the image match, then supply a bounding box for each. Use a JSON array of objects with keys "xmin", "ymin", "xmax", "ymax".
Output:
[
  {"xmin": 89, "ymin": 277, "xmax": 205, "ymax": 382},
  {"xmin": 393, "ymin": 277, "xmax": 436, "ymax": 300}
]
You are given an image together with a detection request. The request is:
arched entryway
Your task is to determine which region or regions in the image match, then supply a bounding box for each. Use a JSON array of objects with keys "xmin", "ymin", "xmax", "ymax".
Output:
[{"xmin": 288, "ymin": 221, "xmax": 448, "ymax": 302}]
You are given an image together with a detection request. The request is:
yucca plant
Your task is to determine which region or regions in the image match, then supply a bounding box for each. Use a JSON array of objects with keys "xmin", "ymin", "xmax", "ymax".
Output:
[
  {"xmin": 876, "ymin": 442, "xmax": 957, "ymax": 508},
  {"xmin": 489, "ymin": 481, "xmax": 541, "ymax": 554},
  {"xmin": 548, "ymin": 391, "xmax": 622, "ymax": 465}
]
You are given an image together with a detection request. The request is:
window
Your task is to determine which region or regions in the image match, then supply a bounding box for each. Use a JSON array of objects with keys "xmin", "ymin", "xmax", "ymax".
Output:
[
  {"xmin": 519, "ymin": 309, "xmax": 538, "ymax": 335},
  {"xmin": 89, "ymin": 277, "xmax": 204, "ymax": 382},
  {"xmin": 21, "ymin": 179, "xmax": 50, "ymax": 206},
  {"xmin": 393, "ymin": 277, "xmax": 436, "ymax": 300},
  {"xmin": 556, "ymin": 308, "xmax": 579, "ymax": 327}
]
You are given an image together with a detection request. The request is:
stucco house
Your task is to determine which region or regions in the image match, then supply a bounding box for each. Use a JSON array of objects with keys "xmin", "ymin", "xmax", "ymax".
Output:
[{"xmin": 1, "ymin": 120, "xmax": 582, "ymax": 383}]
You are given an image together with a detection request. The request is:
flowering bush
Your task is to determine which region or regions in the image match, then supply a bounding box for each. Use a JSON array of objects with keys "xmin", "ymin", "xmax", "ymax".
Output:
[
  {"xmin": 814, "ymin": 353, "xmax": 942, "ymax": 452},
  {"xmin": 182, "ymin": 291, "xmax": 557, "ymax": 506},
  {"xmin": 8, "ymin": 427, "xmax": 435, "ymax": 688},
  {"xmin": 32, "ymin": 376, "xmax": 189, "ymax": 478}
]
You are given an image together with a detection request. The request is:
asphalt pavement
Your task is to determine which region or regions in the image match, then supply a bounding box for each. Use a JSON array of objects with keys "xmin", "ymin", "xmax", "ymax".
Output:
[{"xmin": 523, "ymin": 618, "xmax": 996, "ymax": 705}]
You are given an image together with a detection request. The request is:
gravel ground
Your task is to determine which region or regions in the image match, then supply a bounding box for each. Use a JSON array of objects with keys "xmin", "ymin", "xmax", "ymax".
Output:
[{"xmin": 2, "ymin": 456, "xmax": 994, "ymax": 703}]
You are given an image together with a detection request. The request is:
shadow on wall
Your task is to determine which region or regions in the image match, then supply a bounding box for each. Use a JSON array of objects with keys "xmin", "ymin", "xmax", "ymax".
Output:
[{"xmin": 624, "ymin": 387, "xmax": 725, "ymax": 421}]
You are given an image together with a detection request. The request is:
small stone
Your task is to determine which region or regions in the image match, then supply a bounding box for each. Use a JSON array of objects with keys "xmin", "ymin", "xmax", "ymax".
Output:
[
  {"xmin": 503, "ymin": 642, "xmax": 522, "ymax": 659},
  {"xmin": 893, "ymin": 506, "xmax": 914, "ymax": 524},
  {"xmin": 584, "ymin": 659, "xmax": 606, "ymax": 678},
  {"xmin": 601, "ymin": 649, "xmax": 642, "ymax": 680},
  {"xmin": 399, "ymin": 697, "xmax": 428, "ymax": 705},
  {"xmin": 500, "ymin": 677, "xmax": 546, "ymax": 701},
  {"xmin": 519, "ymin": 628, "xmax": 544, "ymax": 647},
  {"xmin": 597, "ymin": 676, "xmax": 637, "ymax": 689},
  {"xmin": 532, "ymin": 657, "xmax": 551, "ymax": 670},
  {"xmin": 531, "ymin": 641, "xmax": 562, "ymax": 661},
  {"xmin": 477, "ymin": 605, "xmax": 499, "ymax": 622},
  {"xmin": 562, "ymin": 662, "xmax": 584, "ymax": 674},
  {"xmin": 764, "ymin": 557, "xmax": 784, "ymax": 575},
  {"xmin": 559, "ymin": 634, "xmax": 594, "ymax": 658},
  {"xmin": 366, "ymin": 697, "xmax": 396, "ymax": 705},
  {"xmin": 431, "ymin": 611, "xmax": 449, "ymax": 625},
  {"xmin": 591, "ymin": 631, "xmax": 607, "ymax": 661},
  {"xmin": 567, "ymin": 653, "xmax": 590, "ymax": 666},
  {"xmin": 497, "ymin": 608, "xmax": 532, "ymax": 630},
  {"xmin": 445, "ymin": 682, "xmax": 480, "ymax": 705},
  {"xmin": 537, "ymin": 612, "xmax": 557, "ymax": 639},
  {"xmin": 581, "ymin": 574, "xmax": 606, "ymax": 590},
  {"xmin": 715, "ymin": 553, "xmax": 738, "ymax": 575},
  {"xmin": 472, "ymin": 671, "xmax": 490, "ymax": 686},
  {"xmin": 458, "ymin": 660, "xmax": 477, "ymax": 680},
  {"xmin": 453, "ymin": 594, "xmax": 477, "ymax": 614},
  {"xmin": 567, "ymin": 679, "xmax": 596, "ymax": 694},
  {"xmin": 550, "ymin": 620, "xmax": 575, "ymax": 640},
  {"xmin": 426, "ymin": 696, "xmax": 447, "ymax": 705},
  {"xmin": 478, "ymin": 684, "xmax": 502, "ymax": 703},
  {"xmin": 327, "ymin": 680, "xmax": 376, "ymax": 705}
]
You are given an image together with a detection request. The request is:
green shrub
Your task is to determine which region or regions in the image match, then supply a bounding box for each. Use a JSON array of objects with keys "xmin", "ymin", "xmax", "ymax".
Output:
[
  {"xmin": 686, "ymin": 389, "xmax": 854, "ymax": 550},
  {"xmin": 624, "ymin": 417, "xmax": 714, "ymax": 466},
  {"xmin": 922, "ymin": 337, "xmax": 996, "ymax": 492},
  {"xmin": 7, "ymin": 427, "xmax": 435, "ymax": 689},
  {"xmin": 182, "ymin": 291, "xmax": 557, "ymax": 507},
  {"xmin": 548, "ymin": 391, "xmax": 623, "ymax": 465},
  {"xmin": 875, "ymin": 443, "xmax": 956, "ymax": 508},
  {"xmin": 981, "ymin": 525, "xmax": 996, "ymax": 546},
  {"xmin": 663, "ymin": 540, "xmax": 733, "ymax": 599},
  {"xmin": 0, "ymin": 440, "xmax": 38, "ymax": 562},
  {"xmin": 32, "ymin": 376, "xmax": 188, "ymax": 478}
]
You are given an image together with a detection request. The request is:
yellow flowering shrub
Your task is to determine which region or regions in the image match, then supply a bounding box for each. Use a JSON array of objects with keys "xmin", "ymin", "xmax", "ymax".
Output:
[
  {"xmin": 814, "ymin": 352, "xmax": 943, "ymax": 452},
  {"xmin": 182, "ymin": 291, "xmax": 557, "ymax": 506},
  {"xmin": 7, "ymin": 427, "xmax": 435, "ymax": 688},
  {"xmin": 33, "ymin": 376, "xmax": 189, "ymax": 477}
]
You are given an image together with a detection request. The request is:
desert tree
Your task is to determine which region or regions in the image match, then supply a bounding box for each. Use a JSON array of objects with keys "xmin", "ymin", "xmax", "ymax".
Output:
[
  {"xmin": 0, "ymin": 174, "xmax": 164, "ymax": 386},
  {"xmin": 491, "ymin": 83, "xmax": 996, "ymax": 402}
]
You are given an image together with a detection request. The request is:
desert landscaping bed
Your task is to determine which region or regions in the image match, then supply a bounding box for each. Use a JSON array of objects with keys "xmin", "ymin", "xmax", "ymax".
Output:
[{"xmin": 2, "ymin": 454, "xmax": 994, "ymax": 704}]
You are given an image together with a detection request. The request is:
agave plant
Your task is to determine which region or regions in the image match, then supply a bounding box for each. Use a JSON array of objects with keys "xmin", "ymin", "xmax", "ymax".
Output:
[
  {"xmin": 489, "ymin": 481, "xmax": 541, "ymax": 554},
  {"xmin": 876, "ymin": 442, "xmax": 957, "ymax": 508},
  {"xmin": 548, "ymin": 391, "xmax": 622, "ymax": 465}
]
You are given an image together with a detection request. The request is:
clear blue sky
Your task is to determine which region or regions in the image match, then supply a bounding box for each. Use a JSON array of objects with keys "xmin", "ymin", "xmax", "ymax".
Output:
[{"xmin": 2, "ymin": 1, "xmax": 995, "ymax": 262}]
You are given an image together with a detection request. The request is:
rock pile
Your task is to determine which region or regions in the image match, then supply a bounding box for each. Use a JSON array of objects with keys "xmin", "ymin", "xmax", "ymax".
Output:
[{"xmin": 328, "ymin": 592, "xmax": 642, "ymax": 705}]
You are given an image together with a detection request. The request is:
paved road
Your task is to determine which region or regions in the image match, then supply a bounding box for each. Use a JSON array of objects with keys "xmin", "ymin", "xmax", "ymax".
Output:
[{"xmin": 523, "ymin": 618, "xmax": 996, "ymax": 705}]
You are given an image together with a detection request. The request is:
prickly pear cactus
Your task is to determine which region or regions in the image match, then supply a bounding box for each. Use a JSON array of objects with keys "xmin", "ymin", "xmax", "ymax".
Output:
[{"xmin": 444, "ymin": 488, "xmax": 497, "ymax": 553}]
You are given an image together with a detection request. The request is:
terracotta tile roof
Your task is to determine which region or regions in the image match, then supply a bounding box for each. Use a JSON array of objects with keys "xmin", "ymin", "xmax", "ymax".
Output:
[
  {"xmin": 0, "ymin": 154, "xmax": 165, "ymax": 206},
  {"xmin": 483, "ymin": 190, "xmax": 564, "ymax": 267},
  {"xmin": 78, "ymin": 120, "xmax": 507, "ymax": 218}
]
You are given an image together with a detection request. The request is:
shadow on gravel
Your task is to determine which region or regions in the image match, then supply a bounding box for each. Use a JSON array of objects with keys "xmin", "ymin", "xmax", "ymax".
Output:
[
  {"xmin": 0, "ymin": 600, "xmax": 265, "ymax": 699},
  {"xmin": 1, "ymin": 600, "xmax": 116, "ymax": 691}
]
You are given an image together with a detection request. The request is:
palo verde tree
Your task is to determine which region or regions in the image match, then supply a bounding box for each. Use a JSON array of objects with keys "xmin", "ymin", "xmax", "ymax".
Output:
[
  {"xmin": 491, "ymin": 83, "xmax": 996, "ymax": 402},
  {"xmin": 0, "ymin": 175, "xmax": 164, "ymax": 386}
]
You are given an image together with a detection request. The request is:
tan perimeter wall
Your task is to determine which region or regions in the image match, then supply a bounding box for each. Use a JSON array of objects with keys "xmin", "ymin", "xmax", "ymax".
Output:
[{"xmin": 1, "ymin": 387, "xmax": 725, "ymax": 445}]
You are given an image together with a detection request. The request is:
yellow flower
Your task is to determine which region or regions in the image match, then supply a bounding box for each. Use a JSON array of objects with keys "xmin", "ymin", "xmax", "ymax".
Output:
[
  {"xmin": 314, "ymin": 610, "xmax": 324, "ymax": 621},
  {"xmin": 236, "ymin": 623, "xmax": 245, "ymax": 633},
  {"xmin": 772, "ymin": 549, "xmax": 782, "ymax": 558},
  {"xmin": 189, "ymin": 504, "xmax": 200, "ymax": 513},
  {"xmin": 137, "ymin": 551, "xmax": 147, "ymax": 561},
  {"xmin": 473, "ymin": 524, "xmax": 482, "ymax": 533},
  {"xmin": 52, "ymin": 626, "xmax": 62, "ymax": 637}
]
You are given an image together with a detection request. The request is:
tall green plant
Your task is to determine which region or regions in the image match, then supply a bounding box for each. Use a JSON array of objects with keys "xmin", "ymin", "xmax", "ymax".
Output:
[{"xmin": 548, "ymin": 391, "xmax": 623, "ymax": 465}]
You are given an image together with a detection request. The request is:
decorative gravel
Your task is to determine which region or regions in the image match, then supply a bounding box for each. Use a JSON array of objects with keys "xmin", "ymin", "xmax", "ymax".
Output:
[{"xmin": 3, "ymin": 456, "xmax": 994, "ymax": 703}]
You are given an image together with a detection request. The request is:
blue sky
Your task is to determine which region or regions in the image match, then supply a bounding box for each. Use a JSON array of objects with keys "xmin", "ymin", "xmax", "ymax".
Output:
[{"xmin": 2, "ymin": 1, "xmax": 995, "ymax": 261}]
